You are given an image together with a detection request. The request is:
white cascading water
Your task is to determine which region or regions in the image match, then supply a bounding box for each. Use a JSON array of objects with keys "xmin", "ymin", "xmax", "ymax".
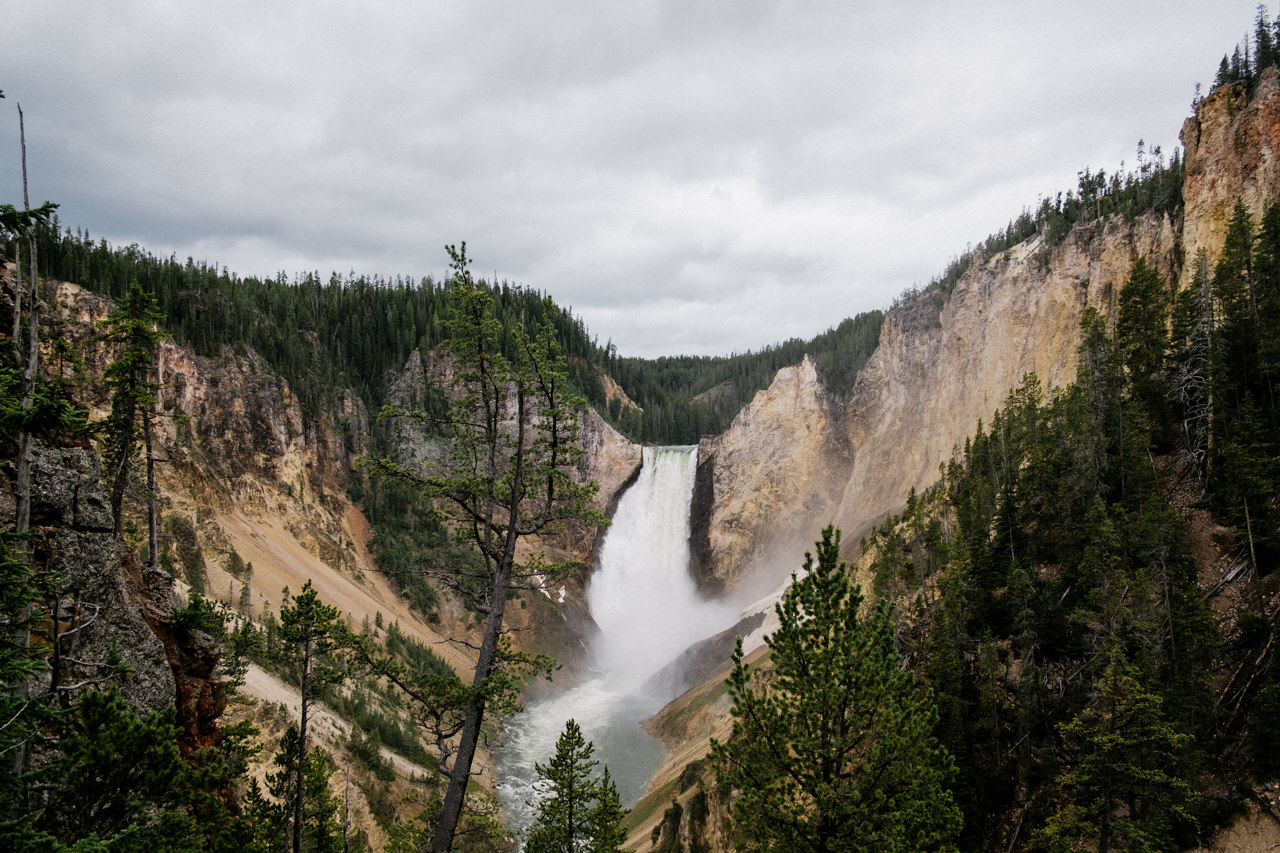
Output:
[{"xmin": 495, "ymin": 446, "xmax": 739, "ymax": 836}]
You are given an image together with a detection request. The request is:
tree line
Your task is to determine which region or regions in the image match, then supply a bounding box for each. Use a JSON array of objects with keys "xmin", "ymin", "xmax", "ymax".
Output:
[
  {"xmin": 12, "ymin": 222, "xmax": 889, "ymax": 448},
  {"xmin": 1208, "ymin": 3, "xmax": 1280, "ymax": 93}
]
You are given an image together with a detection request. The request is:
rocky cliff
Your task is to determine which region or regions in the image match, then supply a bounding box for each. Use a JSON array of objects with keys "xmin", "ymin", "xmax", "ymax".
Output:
[
  {"xmin": 697, "ymin": 214, "xmax": 1179, "ymax": 594},
  {"xmin": 9, "ymin": 443, "xmax": 177, "ymax": 714},
  {"xmin": 1181, "ymin": 66, "xmax": 1280, "ymax": 279},
  {"xmin": 15, "ymin": 275, "xmax": 644, "ymax": 843},
  {"xmin": 695, "ymin": 67, "xmax": 1280, "ymax": 596},
  {"xmin": 641, "ymin": 72, "xmax": 1280, "ymax": 853},
  {"xmin": 379, "ymin": 345, "xmax": 642, "ymax": 669},
  {"xmin": 691, "ymin": 355, "xmax": 847, "ymax": 597}
]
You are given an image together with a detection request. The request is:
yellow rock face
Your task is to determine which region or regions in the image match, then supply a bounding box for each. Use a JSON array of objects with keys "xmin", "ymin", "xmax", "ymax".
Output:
[
  {"xmin": 1181, "ymin": 67, "xmax": 1280, "ymax": 281},
  {"xmin": 701, "ymin": 72, "xmax": 1280, "ymax": 593}
]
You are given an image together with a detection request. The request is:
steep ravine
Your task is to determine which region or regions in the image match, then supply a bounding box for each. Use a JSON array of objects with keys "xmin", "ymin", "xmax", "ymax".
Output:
[
  {"xmin": 50, "ymin": 280, "xmax": 640, "ymax": 669},
  {"xmin": 32, "ymin": 278, "xmax": 644, "ymax": 846},
  {"xmin": 18, "ymin": 54, "xmax": 1280, "ymax": 853}
]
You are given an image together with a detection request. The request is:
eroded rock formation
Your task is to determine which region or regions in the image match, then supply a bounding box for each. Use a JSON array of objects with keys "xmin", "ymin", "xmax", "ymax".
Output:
[
  {"xmin": 20, "ymin": 443, "xmax": 176, "ymax": 714},
  {"xmin": 1181, "ymin": 66, "xmax": 1280, "ymax": 278}
]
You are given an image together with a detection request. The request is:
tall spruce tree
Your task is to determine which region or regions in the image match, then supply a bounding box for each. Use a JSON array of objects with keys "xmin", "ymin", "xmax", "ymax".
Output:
[
  {"xmin": 278, "ymin": 581, "xmax": 347, "ymax": 853},
  {"xmin": 1116, "ymin": 257, "xmax": 1171, "ymax": 422},
  {"xmin": 1208, "ymin": 200, "xmax": 1280, "ymax": 572},
  {"xmin": 0, "ymin": 530, "xmax": 56, "ymax": 843},
  {"xmin": 710, "ymin": 526, "xmax": 961, "ymax": 853},
  {"xmin": 1042, "ymin": 656, "xmax": 1196, "ymax": 853}
]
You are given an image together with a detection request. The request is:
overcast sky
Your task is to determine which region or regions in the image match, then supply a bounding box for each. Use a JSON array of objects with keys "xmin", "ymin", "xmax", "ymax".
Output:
[{"xmin": 1, "ymin": 1, "xmax": 1263, "ymax": 358}]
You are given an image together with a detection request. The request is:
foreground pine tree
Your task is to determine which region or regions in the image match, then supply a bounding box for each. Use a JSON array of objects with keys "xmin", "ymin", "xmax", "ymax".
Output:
[
  {"xmin": 525, "ymin": 719, "xmax": 629, "ymax": 853},
  {"xmin": 711, "ymin": 525, "xmax": 961, "ymax": 852},
  {"xmin": 99, "ymin": 280, "xmax": 165, "ymax": 546},
  {"xmin": 277, "ymin": 581, "xmax": 347, "ymax": 853},
  {"xmin": 373, "ymin": 244, "xmax": 605, "ymax": 852}
]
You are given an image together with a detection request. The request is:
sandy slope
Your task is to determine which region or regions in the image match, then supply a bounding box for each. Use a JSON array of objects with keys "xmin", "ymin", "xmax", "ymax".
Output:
[
  {"xmin": 210, "ymin": 505, "xmax": 475, "ymax": 678},
  {"xmin": 240, "ymin": 663, "xmax": 432, "ymax": 781}
]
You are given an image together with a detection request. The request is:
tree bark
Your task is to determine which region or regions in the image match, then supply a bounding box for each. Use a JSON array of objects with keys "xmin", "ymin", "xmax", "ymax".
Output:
[
  {"xmin": 432, "ymin": 557, "xmax": 512, "ymax": 852},
  {"xmin": 144, "ymin": 407, "xmax": 158, "ymax": 571}
]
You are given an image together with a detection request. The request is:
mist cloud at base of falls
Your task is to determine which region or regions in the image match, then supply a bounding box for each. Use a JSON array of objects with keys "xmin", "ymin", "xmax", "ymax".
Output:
[
  {"xmin": 586, "ymin": 447, "xmax": 740, "ymax": 695},
  {"xmin": 496, "ymin": 446, "xmax": 741, "ymax": 836}
]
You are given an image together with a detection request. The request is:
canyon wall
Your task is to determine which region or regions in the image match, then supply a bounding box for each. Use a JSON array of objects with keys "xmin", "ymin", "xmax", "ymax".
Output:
[
  {"xmin": 46, "ymin": 283, "xmax": 639, "ymax": 666},
  {"xmin": 1180, "ymin": 66, "xmax": 1280, "ymax": 280},
  {"xmin": 696, "ymin": 213, "xmax": 1179, "ymax": 595},
  {"xmin": 643, "ymin": 66, "xmax": 1280, "ymax": 853},
  {"xmin": 696, "ymin": 67, "xmax": 1280, "ymax": 596}
]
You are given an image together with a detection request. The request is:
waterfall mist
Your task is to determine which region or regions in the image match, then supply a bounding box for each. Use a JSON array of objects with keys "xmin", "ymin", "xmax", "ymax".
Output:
[
  {"xmin": 496, "ymin": 446, "xmax": 739, "ymax": 836},
  {"xmin": 587, "ymin": 447, "xmax": 739, "ymax": 691}
]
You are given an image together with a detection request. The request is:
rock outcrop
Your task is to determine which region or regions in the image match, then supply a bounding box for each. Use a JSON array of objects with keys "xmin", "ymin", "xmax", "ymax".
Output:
[
  {"xmin": 831, "ymin": 213, "xmax": 1179, "ymax": 544},
  {"xmin": 385, "ymin": 346, "xmax": 642, "ymax": 527},
  {"xmin": 5, "ymin": 440, "xmax": 227, "ymax": 754},
  {"xmin": 1181, "ymin": 66, "xmax": 1280, "ymax": 278},
  {"xmin": 696, "ymin": 214, "xmax": 1179, "ymax": 593},
  {"xmin": 692, "ymin": 355, "xmax": 847, "ymax": 597},
  {"xmin": 48, "ymin": 281, "xmax": 641, "ymax": 686},
  {"xmin": 124, "ymin": 552, "xmax": 229, "ymax": 757},
  {"xmin": 22, "ymin": 443, "xmax": 176, "ymax": 714},
  {"xmin": 55, "ymin": 279, "xmax": 363, "ymax": 532}
]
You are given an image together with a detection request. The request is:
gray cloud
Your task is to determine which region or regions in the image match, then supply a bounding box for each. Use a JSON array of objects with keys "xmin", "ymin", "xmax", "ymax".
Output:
[{"xmin": 0, "ymin": 0, "xmax": 1261, "ymax": 356}]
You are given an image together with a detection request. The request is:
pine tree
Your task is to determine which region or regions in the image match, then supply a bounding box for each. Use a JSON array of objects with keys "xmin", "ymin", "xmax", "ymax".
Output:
[
  {"xmin": 0, "ymin": 531, "xmax": 56, "ymax": 842},
  {"xmin": 1116, "ymin": 258, "xmax": 1171, "ymax": 422},
  {"xmin": 710, "ymin": 526, "xmax": 961, "ymax": 853},
  {"xmin": 588, "ymin": 768, "xmax": 629, "ymax": 853},
  {"xmin": 99, "ymin": 281, "xmax": 165, "ymax": 546},
  {"xmin": 250, "ymin": 724, "xmax": 343, "ymax": 853},
  {"xmin": 278, "ymin": 581, "xmax": 347, "ymax": 853},
  {"xmin": 1207, "ymin": 200, "xmax": 1280, "ymax": 572},
  {"xmin": 7, "ymin": 689, "xmax": 257, "ymax": 851},
  {"xmin": 1214, "ymin": 200, "xmax": 1259, "ymax": 332},
  {"xmin": 373, "ymin": 244, "xmax": 605, "ymax": 852},
  {"xmin": 1257, "ymin": 5, "xmax": 1276, "ymax": 73},
  {"xmin": 525, "ymin": 719, "xmax": 629, "ymax": 853},
  {"xmin": 1042, "ymin": 657, "xmax": 1197, "ymax": 853}
]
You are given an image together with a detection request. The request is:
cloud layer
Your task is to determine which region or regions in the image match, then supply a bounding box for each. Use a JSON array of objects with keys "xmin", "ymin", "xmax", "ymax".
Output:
[{"xmin": 1, "ymin": 1, "xmax": 1261, "ymax": 356}]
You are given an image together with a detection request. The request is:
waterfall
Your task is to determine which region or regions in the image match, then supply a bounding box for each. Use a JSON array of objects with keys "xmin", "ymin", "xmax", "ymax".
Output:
[{"xmin": 495, "ymin": 446, "xmax": 738, "ymax": 836}]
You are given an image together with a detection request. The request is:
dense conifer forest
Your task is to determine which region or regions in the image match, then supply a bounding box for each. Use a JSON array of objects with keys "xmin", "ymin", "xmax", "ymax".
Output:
[
  {"xmin": 860, "ymin": 194, "xmax": 1280, "ymax": 849},
  {"xmin": 26, "ymin": 225, "xmax": 885, "ymax": 446}
]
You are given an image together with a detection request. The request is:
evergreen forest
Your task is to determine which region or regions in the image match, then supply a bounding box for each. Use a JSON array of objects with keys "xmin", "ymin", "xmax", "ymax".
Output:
[{"xmin": 859, "ymin": 196, "xmax": 1280, "ymax": 849}]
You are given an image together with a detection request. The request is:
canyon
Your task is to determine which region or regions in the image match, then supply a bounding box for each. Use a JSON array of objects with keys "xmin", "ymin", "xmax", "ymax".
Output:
[{"xmin": 10, "ymin": 65, "xmax": 1280, "ymax": 852}]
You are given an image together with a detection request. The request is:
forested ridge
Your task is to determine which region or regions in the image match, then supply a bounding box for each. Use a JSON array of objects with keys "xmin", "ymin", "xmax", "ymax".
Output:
[
  {"xmin": 673, "ymin": 192, "xmax": 1280, "ymax": 851},
  {"xmin": 8, "ymin": 32, "xmax": 1202, "ymax": 453},
  {"xmin": 24, "ymin": 225, "xmax": 884, "ymax": 446}
]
